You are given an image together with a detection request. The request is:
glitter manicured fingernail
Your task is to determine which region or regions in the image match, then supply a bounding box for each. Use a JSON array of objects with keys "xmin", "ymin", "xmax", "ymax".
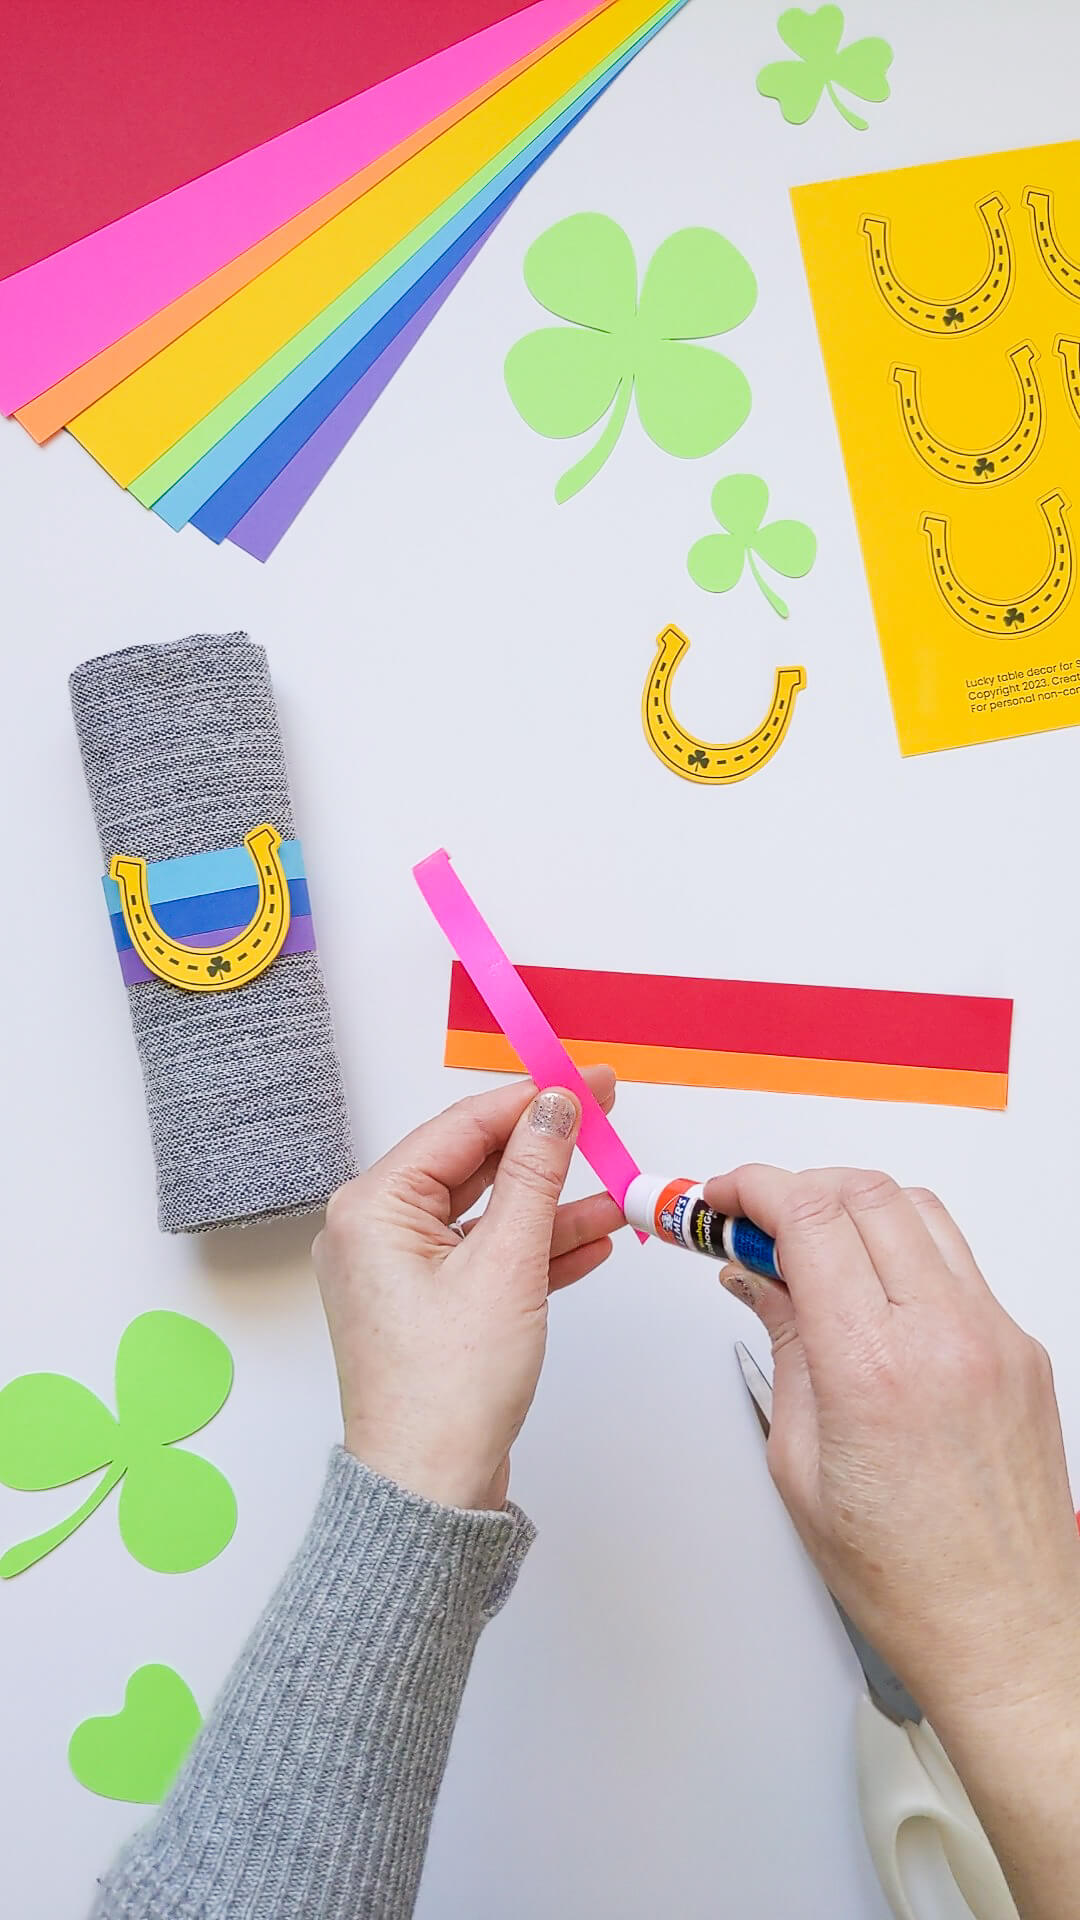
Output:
[{"xmin": 529, "ymin": 1090, "xmax": 578, "ymax": 1139}]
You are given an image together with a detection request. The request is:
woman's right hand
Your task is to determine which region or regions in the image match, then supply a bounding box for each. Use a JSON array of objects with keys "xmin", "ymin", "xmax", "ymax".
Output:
[{"xmin": 704, "ymin": 1163, "xmax": 1080, "ymax": 1898}]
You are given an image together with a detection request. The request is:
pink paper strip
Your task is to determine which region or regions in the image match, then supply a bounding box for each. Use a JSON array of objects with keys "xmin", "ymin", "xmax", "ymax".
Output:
[
  {"xmin": 0, "ymin": 0, "xmax": 603, "ymax": 414},
  {"xmin": 414, "ymin": 849, "xmax": 644, "ymax": 1228}
]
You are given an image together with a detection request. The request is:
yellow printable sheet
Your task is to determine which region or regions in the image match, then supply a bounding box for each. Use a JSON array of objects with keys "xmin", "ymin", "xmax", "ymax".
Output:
[{"xmin": 794, "ymin": 140, "xmax": 1080, "ymax": 756}]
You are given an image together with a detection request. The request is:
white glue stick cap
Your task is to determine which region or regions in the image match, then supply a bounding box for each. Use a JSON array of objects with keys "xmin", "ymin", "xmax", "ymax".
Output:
[{"xmin": 623, "ymin": 1174, "xmax": 653, "ymax": 1236}]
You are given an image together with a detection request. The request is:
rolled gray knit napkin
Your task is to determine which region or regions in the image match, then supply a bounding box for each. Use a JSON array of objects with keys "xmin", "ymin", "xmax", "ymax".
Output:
[{"xmin": 70, "ymin": 633, "xmax": 356, "ymax": 1232}]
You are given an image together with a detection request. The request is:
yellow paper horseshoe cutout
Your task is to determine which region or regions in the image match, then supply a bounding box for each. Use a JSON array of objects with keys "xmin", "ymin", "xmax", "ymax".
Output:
[
  {"xmin": 643, "ymin": 625, "xmax": 805, "ymax": 785},
  {"xmin": 110, "ymin": 823, "xmax": 291, "ymax": 991},
  {"xmin": 862, "ymin": 194, "xmax": 1012, "ymax": 335},
  {"xmin": 921, "ymin": 491, "xmax": 1074, "ymax": 634},
  {"xmin": 1024, "ymin": 189, "xmax": 1080, "ymax": 300},
  {"xmin": 892, "ymin": 343, "xmax": 1042, "ymax": 485},
  {"xmin": 1056, "ymin": 337, "xmax": 1080, "ymax": 428}
]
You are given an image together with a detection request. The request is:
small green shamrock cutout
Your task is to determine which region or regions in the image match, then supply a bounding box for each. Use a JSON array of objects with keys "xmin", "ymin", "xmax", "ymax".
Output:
[
  {"xmin": 505, "ymin": 212, "xmax": 757, "ymax": 502},
  {"xmin": 688, "ymin": 475, "xmax": 817, "ymax": 619},
  {"xmin": 757, "ymin": 7, "xmax": 893, "ymax": 131},
  {"xmin": 0, "ymin": 1311, "xmax": 236, "ymax": 1578},
  {"xmin": 206, "ymin": 955, "xmax": 231, "ymax": 978},
  {"xmin": 69, "ymin": 1665, "xmax": 202, "ymax": 1805}
]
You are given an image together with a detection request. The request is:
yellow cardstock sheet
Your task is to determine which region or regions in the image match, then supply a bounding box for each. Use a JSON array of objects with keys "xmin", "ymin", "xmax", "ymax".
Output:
[{"xmin": 794, "ymin": 139, "xmax": 1080, "ymax": 756}]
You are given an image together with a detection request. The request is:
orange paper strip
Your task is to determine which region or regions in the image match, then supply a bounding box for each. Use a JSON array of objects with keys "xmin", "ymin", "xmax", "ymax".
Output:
[{"xmin": 445, "ymin": 1031, "xmax": 1009, "ymax": 1111}]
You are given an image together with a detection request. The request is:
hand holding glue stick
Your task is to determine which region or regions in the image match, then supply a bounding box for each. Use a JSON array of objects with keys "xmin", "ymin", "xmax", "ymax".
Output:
[{"xmin": 624, "ymin": 1174, "xmax": 783, "ymax": 1281}]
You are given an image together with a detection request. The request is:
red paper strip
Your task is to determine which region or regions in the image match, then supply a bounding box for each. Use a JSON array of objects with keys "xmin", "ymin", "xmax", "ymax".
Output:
[
  {"xmin": 447, "ymin": 964, "xmax": 1013, "ymax": 1075},
  {"xmin": 1, "ymin": 0, "xmax": 535, "ymax": 279}
]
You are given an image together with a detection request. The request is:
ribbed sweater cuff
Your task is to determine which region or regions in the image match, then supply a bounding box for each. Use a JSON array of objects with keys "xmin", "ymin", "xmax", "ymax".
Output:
[
  {"xmin": 301, "ymin": 1446, "xmax": 537, "ymax": 1625},
  {"xmin": 91, "ymin": 1449, "xmax": 535, "ymax": 1920}
]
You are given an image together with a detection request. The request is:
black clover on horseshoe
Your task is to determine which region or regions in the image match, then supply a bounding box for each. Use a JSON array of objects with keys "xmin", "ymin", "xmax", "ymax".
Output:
[
  {"xmin": 973, "ymin": 456, "xmax": 995, "ymax": 476},
  {"xmin": 943, "ymin": 307, "xmax": 964, "ymax": 327},
  {"xmin": 1003, "ymin": 606, "xmax": 1024, "ymax": 627},
  {"xmin": 207, "ymin": 955, "xmax": 232, "ymax": 978},
  {"xmin": 687, "ymin": 749, "xmax": 711, "ymax": 770}
]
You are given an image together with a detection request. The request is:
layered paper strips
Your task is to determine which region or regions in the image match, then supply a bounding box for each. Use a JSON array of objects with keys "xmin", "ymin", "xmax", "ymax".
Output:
[
  {"xmin": 3, "ymin": 0, "xmax": 608, "ymax": 418},
  {"xmin": 101, "ymin": 838, "xmax": 315, "ymax": 987},
  {"xmin": 2, "ymin": 0, "xmax": 554, "ymax": 277},
  {"xmin": 444, "ymin": 964, "xmax": 1014, "ymax": 1109},
  {"xmin": 0, "ymin": 0, "xmax": 687, "ymax": 559}
]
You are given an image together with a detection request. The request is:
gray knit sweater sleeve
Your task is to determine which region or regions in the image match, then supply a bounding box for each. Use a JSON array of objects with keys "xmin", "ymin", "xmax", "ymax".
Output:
[{"xmin": 91, "ymin": 1450, "xmax": 535, "ymax": 1919}]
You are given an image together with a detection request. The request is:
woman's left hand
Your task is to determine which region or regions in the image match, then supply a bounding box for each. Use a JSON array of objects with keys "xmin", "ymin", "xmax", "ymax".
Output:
[{"xmin": 313, "ymin": 1069, "xmax": 623, "ymax": 1512}]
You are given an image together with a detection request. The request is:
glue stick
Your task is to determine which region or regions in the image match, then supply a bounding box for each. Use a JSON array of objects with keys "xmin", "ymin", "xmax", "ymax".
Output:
[{"xmin": 623, "ymin": 1175, "xmax": 783, "ymax": 1282}]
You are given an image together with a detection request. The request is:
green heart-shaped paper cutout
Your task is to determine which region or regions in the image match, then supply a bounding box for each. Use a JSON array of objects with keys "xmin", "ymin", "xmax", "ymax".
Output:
[{"xmin": 68, "ymin": 1664, "xmax": 201, "ymax": 1804}]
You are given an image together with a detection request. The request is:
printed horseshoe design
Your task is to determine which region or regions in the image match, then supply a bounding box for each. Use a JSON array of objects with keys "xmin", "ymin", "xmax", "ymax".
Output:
[
  {"xmin": 921, "ymin": 491, "xmax": 1074, "ymax": 634},
  {"xmin": 642, "ymin": 624, "xmax": 805, "ymax": 785},
  {"xmin": 1023, "ymin": 189, "xmax": 1080, "ymax": 301},
  {"xmin": 1056, "ymin": 337, "xmax": 1080, "ymax": 427},
  {"xmin": 892, "ymin": 343, "xmax": 1041, "ymax": 485},
  {"xmin": 110, "ymin": 823, "xmax": 292, "ymax": 991},
  {"xmin": 861, "ymin": 194, "xmax": 1012, "ymax": 335}
]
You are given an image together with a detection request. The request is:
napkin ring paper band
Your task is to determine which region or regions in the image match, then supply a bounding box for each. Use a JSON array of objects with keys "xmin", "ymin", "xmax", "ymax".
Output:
[{"xmin": 104, "ymin": 826, "xmax": 315, "ymax": 991}]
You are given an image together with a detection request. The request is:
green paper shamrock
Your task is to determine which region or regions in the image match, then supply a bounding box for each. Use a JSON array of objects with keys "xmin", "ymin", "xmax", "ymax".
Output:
[
  {"xmin": 505, "ymin": 212, "xmax": 757, "ymax": 502},
  {"xmin": 688, "ymin": 475, "xmax": 817, "ymax": 619},
  {"xmin": 0, "ymin": 1311, "xmax": 236, "ymax": 1579},
  {"xmin": 757, "ymin": 7, "xmax": 893, "ymax": 131},
  {"xmin": 69, "ymin": 1665, "xmax": 202, "ymax": 1805}
]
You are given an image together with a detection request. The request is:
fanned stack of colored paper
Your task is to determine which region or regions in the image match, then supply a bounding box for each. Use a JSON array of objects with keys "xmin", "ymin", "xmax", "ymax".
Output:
[{"xmin": 0, "ymin": 0, "xmax": 686, "ymax": 560}]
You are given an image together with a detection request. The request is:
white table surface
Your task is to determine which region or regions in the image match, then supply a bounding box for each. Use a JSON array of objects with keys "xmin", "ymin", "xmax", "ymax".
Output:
[{"xmin": 2, "ymin": 2, "xmax": 1078, "ymax": 1913}]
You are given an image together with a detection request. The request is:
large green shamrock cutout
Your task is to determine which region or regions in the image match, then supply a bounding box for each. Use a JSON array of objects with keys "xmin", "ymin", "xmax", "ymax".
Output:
[
  {"xmin": 757, "ymin": 7, "xmax": 893, "ymax": 131},
  {"xmin": 505, "ymin": 212, "xmax": 757, "ymax": 502},
  {"xmin": 688, "ymin": 475, "xmax": 817, "ymax": 618},
  {"xmin": 69, "ymin": 1665, "xmax": 202, "ymax": 1805},
  {"xmin": 0, "ymin": 1311, "xmax": 236, "ymax": 1578}
]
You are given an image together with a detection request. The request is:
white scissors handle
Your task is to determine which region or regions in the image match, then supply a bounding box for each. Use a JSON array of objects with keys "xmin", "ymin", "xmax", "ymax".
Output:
[{"xmin": 856, "ymin": 1694, "xmax": 1019, "ymax": 1920}]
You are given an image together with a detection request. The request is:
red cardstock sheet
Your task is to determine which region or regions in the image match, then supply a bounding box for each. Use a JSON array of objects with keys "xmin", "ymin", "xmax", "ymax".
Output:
[{"xmin": 2, "ymin": 0, "xmax": 536, "ymax": 278}]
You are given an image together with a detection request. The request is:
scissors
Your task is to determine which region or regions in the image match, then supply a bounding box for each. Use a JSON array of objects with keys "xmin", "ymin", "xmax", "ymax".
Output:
[{"xmin": 735, "ymin": 1342, "xmax": 1019, "ymax": 1920}]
